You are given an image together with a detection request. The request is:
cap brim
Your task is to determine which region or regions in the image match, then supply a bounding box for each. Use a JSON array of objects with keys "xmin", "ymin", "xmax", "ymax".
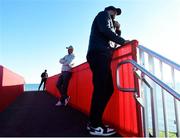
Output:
[
  {"xmin": 66, "ymin": 47, "xmax": 73, "ymax": 49},
  {"xmin": 116, "ymin": 8, "xmax": 121, "ymax": 15}
]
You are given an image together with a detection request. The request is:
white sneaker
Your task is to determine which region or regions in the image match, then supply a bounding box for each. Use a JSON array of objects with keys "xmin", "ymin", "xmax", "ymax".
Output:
[
  {"xmin": 55, "ymin": 100, "xmax": 62, "ymax": 106},
  {"xmin": 88, "ymin": 126, "xmax": 116, "ymax": 136},
  {"xmin": 87, "ymin": 122, "xmax": 110, "ymax": 131}
]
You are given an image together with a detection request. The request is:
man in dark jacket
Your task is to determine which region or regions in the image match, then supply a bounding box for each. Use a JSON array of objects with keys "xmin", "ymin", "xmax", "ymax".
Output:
[
  {"xmin": 86, "ymin": 6, "xmax": 129, "ymax": 136},
  {"xmin": 38, "ymin": 70, "xmax": 48, "ymax": 91}
]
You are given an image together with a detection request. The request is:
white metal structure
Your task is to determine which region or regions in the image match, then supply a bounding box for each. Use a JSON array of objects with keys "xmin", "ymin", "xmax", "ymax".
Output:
[{"xmin": 116, "ymin": 45, "xmax": 180, "ymax": 137}]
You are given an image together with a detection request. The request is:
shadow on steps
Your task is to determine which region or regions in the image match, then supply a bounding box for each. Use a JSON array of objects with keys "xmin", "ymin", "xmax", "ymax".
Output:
[{"xmin": 0, "ymin": 91, "xmax": 120, "ymax": 137}]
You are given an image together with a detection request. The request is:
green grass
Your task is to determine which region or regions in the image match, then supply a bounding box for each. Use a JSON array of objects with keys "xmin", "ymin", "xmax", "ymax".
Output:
[
  {"xmin": 159, "ymin": 131, "xmax": 176, "ymax": 137},
  {"xmin": 149, "ymin": 129, "xmax": 177, "ymax": 137}
]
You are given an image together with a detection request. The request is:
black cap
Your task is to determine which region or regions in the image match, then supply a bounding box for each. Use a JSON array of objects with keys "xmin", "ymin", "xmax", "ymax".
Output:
[{"xmin": 104, "ymin": 6, "xmax": 121, "ymax": 15}]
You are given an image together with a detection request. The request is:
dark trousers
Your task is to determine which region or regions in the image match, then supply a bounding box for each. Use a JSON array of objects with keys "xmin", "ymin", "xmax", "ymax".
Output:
[
  {"xmin": 38, "ymin": 79, "xmax": 47, "ymax": 91},
  {"xmin": 56, "ymin": 71, "xmax": 72, "ymax": 104},
  {"xmin": 87, "ymin": 53, "xmax": 114, "ymax": 127}
]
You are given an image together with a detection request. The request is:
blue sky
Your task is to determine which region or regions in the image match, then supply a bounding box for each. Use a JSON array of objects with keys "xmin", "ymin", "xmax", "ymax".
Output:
[{"xmin": 0, "ymin": 0, "xmax": 180, "ymax": 83}]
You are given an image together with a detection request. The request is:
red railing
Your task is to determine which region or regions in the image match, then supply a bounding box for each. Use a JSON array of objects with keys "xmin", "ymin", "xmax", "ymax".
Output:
[
  {"xmin": 0, "ymin": 65, "xmax": 25, "ymax": 112},
  {"xmin": 46, "ymin": 40, "xmax": 143, "ymax": 136}
]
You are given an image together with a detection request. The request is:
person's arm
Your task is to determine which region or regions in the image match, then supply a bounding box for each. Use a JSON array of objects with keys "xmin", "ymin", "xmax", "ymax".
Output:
[
  {"xmin": 97, "ymin": 12, "xmax": 126, "ymax": 45},
  {"xmin": 59, "ymin": 56, "xmax": 66, "ymax": 64},
  {"xmin": 62, "ymin": 55, "xmax": 75, "ymax": 67},
  {"xmin": 45, "ymin": 73, "xmax": 48, "ymax": 78},
  {"xmin": 41, "ymin": 73, "xmax": 43, "ymax": 78}
]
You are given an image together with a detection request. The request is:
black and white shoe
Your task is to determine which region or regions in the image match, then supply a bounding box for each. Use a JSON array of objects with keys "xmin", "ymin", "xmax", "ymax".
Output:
[
  {"xmin": 88, "ymin": 125, "xmax": 116, "ymax": 136},
  {"xmin": 86, "ymin": 122, "xmax": 111, "ymax": 131}
]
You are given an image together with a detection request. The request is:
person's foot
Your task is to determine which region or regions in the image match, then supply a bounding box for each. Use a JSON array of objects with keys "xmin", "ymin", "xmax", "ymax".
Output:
[
  {"xmin": 64, "ymin": 96, "xmax": 70, "ymax": 106},
  {"xmin": 88, "ymin": 125, "xmax": 116, "ymax": 136},
  {"xmin": 55, "ymin": 100, "xmax": 62, "ymax": 106},
  {"xmin": 87, "ymin": 122, "xmax": 110, "ymax": 131}
]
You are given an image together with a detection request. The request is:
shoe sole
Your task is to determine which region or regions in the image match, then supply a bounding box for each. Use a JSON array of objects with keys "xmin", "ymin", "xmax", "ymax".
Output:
[
  {"xmin": 55, "ymin": 103, "xmax": 63, "ymax": 106},
  {"xmin": 86, "ymin": 125, "xmax": 110, "ymax": 131},
  {"xmin": 89, "ymin": 131, "xmax": 116, "ymax": 136},
  {"xmin": 55, "ymin": 104, "xmax": 62, "ymax": 106}
]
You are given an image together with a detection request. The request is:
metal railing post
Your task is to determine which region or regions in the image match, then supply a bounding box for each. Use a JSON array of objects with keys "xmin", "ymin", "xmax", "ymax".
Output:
[
  {"xmin": 171, "ymin": 67, "xmax": 180, "ymax": 137},
  {"xmin": 148, "ymin": 55, "xmax": 159, "ymax": 137},
  {"xmin": 139, "ymin": 50, "xmax": 149, "ymax": 136},
  {"xmin": 141, "ymin": 79, "xmax": 149, "ymax": 137},
  {"xmin": 160, "ymin": 61, "xmax": 169, "ymax": 137}
]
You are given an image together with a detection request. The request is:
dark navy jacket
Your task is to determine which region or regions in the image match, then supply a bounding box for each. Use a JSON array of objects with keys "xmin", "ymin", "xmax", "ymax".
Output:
[{"xmin": 87, "ymin": 11, "xmax": 126, "ymax": 57}]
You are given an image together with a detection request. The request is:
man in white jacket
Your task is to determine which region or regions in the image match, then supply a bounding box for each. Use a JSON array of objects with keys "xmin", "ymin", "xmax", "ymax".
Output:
[{"xmin": 55, "ymin": 46, "xmax": 75, "ymax": 106}]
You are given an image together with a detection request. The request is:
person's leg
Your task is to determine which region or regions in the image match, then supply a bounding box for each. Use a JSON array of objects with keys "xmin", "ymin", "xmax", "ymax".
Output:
[
  {"xmin": 87, "ymin": 54, "xmax": 116, "ymax": 136},
  {"xmin": 43, "ymin": 79, "xmax": 47, "ymax": 91},
  {"xmin": 60, "ymin": 72, "xmax": 72, "ymax": 104},
  {"xmin": 102, "ymin": 61, "xmax": 114, "ymax": 109},
  {"xmin": 88, "ymin": 54, "xmax": 113, "ymax": 127},
  {"xmin": 102, "ymin": 68, "xmax": 114, "ymax": 108},
  {"xmin": 38, "ymin": 79, "xmax": 43, "ymax": 91},
  {"xmin": 55, "ymin": 74, "xmax": 64, "ymax": 106},
  {"xmin": 56, "ymin": 74, "xmax": 63, "ymax": 92}
]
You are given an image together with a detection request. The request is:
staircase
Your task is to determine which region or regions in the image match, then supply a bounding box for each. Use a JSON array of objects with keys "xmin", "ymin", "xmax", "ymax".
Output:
[{"xmin": 0, "ymin": 91, "xmax": 95, "ymax": 136}]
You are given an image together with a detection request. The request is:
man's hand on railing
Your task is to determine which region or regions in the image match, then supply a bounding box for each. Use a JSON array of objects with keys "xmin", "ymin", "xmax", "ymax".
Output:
[
  {"xmin": 114, "ymin": 40, "xmax": 138, "ymax": 50},
  {"xmin": 124, "ymin": 40, "xmax": 130, "ymax": 44},
  {"xmin": 123, "ymin": 40, "xmax": 138, "ymax": 47}
]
